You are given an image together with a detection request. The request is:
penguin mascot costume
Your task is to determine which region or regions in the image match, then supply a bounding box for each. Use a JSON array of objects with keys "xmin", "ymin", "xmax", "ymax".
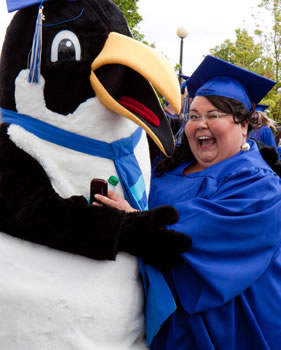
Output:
[{"xmin": 0, "ymin": 0, "xmax": 192, "ymax": 349}]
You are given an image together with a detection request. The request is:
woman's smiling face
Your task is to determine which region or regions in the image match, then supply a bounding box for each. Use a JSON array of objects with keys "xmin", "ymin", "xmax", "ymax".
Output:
[{"xmin": 185, "ymin": 96, "xmax": 249, "ymax": 170}]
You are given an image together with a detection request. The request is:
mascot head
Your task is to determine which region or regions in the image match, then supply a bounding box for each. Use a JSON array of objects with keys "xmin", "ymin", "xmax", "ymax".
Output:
[{"xmin": 0, "ymin": 0, "xmax": 181, "ymax": 156}]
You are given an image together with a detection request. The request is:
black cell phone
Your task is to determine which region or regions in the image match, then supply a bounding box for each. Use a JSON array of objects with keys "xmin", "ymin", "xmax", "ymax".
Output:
[{"xmin": 90, "ymin": 178, "xmax": 108, "ymax": 203}]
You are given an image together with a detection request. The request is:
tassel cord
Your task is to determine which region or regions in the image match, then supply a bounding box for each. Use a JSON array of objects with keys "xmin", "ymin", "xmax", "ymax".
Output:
[{"xmin": 28, "ymin": 3, "xmax": 45, "ymax": 83}]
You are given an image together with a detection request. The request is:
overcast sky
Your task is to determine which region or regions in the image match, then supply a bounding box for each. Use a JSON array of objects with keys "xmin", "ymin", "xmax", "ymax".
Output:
[
  {"xmin": 0, "ymin": 0, "xmax": 268, "ymax": 75},
  {"xmin": 137, "ymin": 0, "xmax": 266, "ymax": 75},
  {"xmin": 0, "ymin": 3, "xmax": 14, "ymax": 49}
]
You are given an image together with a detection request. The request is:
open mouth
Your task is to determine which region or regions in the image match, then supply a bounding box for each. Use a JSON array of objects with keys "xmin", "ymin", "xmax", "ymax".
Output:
[
  {"xmin": 91, "ymin": 63, "xmax": 176, "ymax": 156},
  {"xmin": 198, "ymin": 136, "xmax": 216, "ymax": 148},
  {"xmin": 90, "ymin": 31, "xmax": 182, "ymax": 156},
  {"xmin": 94, "ymin": 63, "xmax": 163, "ymax": 129}
]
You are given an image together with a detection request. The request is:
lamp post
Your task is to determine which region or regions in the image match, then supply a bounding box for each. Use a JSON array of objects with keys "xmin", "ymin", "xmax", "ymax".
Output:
[
  {"xmin": 176, "ymin": 26, "xmax": 188, "ymax": 83},
  {"xmin": 277, "ymin": 87, "xmax": 281, "ymax": 122}
]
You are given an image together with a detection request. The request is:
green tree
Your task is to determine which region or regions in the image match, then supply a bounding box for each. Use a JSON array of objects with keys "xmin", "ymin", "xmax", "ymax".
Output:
[
  {"xmin": 255, "ymin": 0, "xmax": 281, "ymax": 83},
  {"xmin": 210, "ymin": 29, "xmax": 265, "ymax": 73},
  {"xmin": 112, "ymin": 0, "xmax": 145, "ymax": 42},
  {"xmin": 210, "ymin": 7, "xmax": 281, "ymax": 121},
  {"xmin": 253, "ymin": 0, "xmax": 281, "ymax": 120}
]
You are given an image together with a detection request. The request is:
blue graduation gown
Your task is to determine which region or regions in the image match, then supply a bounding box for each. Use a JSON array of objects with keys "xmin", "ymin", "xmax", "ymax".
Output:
[
  {"xmin": 249, "ymin": 126, "xmax": 277, "ymax": 148},
  {"xmin": 148, "ymin": 140, "xmax": 281, "ymax": 350}
]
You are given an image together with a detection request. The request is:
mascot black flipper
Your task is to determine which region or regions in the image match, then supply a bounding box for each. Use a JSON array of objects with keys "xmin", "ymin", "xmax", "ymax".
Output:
[{"xmin": 0, "ymin": 123, "xmax": 124, "ymax": 260}]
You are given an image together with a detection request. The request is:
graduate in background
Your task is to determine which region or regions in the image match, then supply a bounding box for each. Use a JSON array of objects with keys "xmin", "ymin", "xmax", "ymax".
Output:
[
  {"xmin": 164, "ymin": 74, "xmax": 189, "ymax": 119},
  {"xmin": 96, "ymin": 55, "xmax": 281, "ymax": 350},
  {"xmin": 249, "ymin": 104, "xmax": 278, "ymax": 147}
]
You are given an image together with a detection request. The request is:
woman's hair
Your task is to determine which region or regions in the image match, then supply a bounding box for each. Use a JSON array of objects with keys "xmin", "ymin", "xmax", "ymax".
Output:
[
  {"xmin": 253, "ymin": 111, "xmax": 277, "ymax": 132},
  {"xmin": 154, "ymin": 95, "xmax": 256, "ymax": 175}
]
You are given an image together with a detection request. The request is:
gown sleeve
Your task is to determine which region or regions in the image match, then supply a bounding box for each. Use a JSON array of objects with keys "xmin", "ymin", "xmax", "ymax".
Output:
[{"xmin": 168, "ymin": 166, "xmax": 281, "ymax": 314}]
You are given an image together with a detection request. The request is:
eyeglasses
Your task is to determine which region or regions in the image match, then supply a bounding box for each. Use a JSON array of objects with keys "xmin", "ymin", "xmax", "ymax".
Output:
[{"xmin": 188, "ymin": 112, "xmax": 231, "ymax": 122}]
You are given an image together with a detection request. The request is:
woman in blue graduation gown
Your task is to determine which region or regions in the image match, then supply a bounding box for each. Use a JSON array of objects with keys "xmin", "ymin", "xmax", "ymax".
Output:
[
  {"xmin": 96, "ymin": 55, "xmax": 281, "ymax": 349},
  {"xmin": 149, "ymin": 138, "xmax": 281, "ymax": 349},
  {"xmin": 250, "ymin": 123, "xmax": 277, "ymax": 146},
  {"xmin": 249, "ymin": 104, "xmax": 277, "ymax": 148},
  {"xmin": 148, "ymin": 56, "xmax": 281, "ymax": 350}
]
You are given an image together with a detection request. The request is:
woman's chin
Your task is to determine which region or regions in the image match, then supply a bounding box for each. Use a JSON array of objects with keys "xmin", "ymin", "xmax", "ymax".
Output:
[{"xmin": 197, "ymin": 155, "xmax": 219, "ymax": 168}]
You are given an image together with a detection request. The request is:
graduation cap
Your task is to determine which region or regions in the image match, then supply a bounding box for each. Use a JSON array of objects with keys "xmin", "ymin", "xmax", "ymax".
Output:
[
  {"xmin": 164, "ymin": 74, "xmax": 189, "ymax": 109},
  {"xmin": 6, "ymin": 0, "xmax": 47, "ymax": 12},
  {"xmin": 178, "ymin": 74, "xmax": 189, "ymax": 94},
  {"xmin": 187, "ymin": 55, "xmax": 276, "ymax": 111},
  {"xmin": 256, "ymin": 104, "xmax": 269, "ymax": 112}
]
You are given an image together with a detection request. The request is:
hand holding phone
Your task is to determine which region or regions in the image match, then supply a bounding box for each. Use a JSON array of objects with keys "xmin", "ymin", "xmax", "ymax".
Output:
[{"xmin": 90, "ymin": 178, "xmax": 108, "ymax": 204}]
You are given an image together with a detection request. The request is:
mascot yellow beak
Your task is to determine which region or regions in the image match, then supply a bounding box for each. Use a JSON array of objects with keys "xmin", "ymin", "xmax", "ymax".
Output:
[{"xmin": 90, "ymin": 32, "xmax": 181, "ymax": 157}]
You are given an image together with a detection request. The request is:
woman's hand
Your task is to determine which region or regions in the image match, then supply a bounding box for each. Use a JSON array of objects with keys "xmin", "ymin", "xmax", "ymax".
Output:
[{"xmin": 93, "ymin": 190, "xmax": 138, "ymax": 213}]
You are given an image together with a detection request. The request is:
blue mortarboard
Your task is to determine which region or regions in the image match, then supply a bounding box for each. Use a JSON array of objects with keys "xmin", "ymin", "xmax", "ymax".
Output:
[
  {"xmin": 6, "ymin": 0, "xmax": 47, "ymax": 12},
  {"xmin": 256, "ymin": 104, "xmax": 269, "ymax": 112},
  {"xmin": 179, "ymin": 74, "xmax": 189, "ymax": 94},
  {"xmin": 164, "ymin": 74, "xmax": 189, "ymax": 107},
  {"xmin": 187, "ymin": 55, "xmax": 276, "ymax": 111}
]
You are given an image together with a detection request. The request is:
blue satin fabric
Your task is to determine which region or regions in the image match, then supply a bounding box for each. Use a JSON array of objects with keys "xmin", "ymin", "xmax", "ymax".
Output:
[{"xmin": 149, "ymin": 139, "xmax": 281, "ymax": 349}]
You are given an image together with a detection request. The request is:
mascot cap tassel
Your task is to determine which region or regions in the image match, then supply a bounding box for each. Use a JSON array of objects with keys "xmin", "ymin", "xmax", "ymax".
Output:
[
  {"xmin": 6, "ymin": 0, "xmax": 46, "ymax": 83},
  {"xmin": 28, "ymin": 0, "xmax": 45, "ymax": 83}
]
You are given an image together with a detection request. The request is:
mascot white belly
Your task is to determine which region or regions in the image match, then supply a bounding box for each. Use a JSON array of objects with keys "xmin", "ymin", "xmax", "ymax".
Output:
[{"xmin": 0, "ymin": 234, "xmax": 145, "ymax": 350}]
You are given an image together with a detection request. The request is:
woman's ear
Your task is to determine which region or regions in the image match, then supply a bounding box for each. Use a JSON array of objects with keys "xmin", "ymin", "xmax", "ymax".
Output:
[{"xmin": 241, "ymin": 120, "xmax": 250, "ymax": 138}]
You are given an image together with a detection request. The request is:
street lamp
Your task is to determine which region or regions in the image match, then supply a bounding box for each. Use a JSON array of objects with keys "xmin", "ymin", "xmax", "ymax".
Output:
[
  {"xmin": 176, "ymin": 26, "xmax": 188, "ymax": 83},
  {"xmin": 276, "ymin": 87, "xmax": 281, "ymax": 121}
]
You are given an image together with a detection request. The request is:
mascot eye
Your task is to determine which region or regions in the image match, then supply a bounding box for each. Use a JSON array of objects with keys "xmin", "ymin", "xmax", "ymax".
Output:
[{"xmin": 51, "ymin": 30, "xmax": 81, "ymax": 62}]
